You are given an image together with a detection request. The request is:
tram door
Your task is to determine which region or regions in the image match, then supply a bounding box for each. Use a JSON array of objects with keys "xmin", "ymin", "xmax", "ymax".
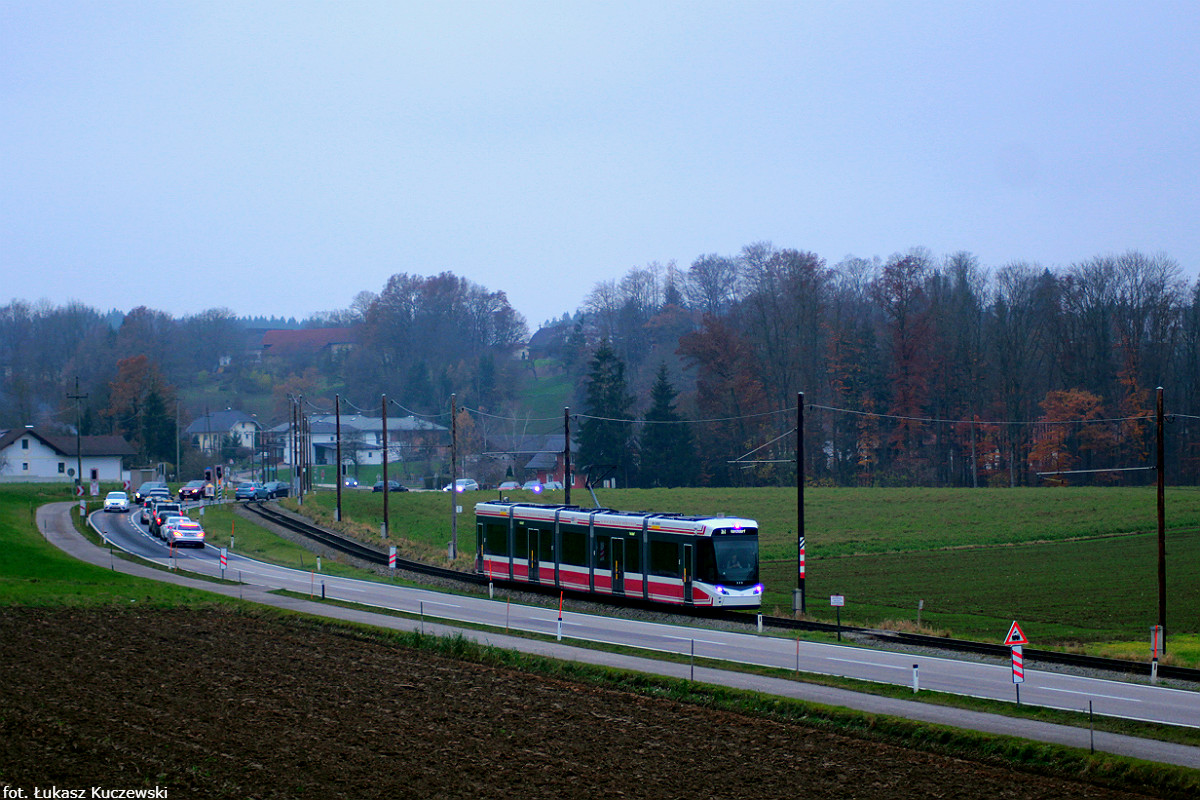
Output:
[
  {"xmin": 611, "ymin": 538, "xmax": 625, "ymax": 595},
  {"xmin": 683, "ymin": 544, "xmax": 694, "ymax": 604},
  {"xmin": 528, "ymin": 528, "xmax": 543, "ymax": 583}
]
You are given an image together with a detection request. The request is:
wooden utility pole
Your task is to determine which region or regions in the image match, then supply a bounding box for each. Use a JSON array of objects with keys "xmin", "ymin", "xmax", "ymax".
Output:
[
  {"xmin": 1157, "ymin": 386, "xmax": 1166, "ymax": 649},
  {"xmin": 449, "ymin": 393, "xmax": 458, "ymax": 560},
  {"xmin": 381, "ymin": 394, "xmax": 389, "ymax": 539}
]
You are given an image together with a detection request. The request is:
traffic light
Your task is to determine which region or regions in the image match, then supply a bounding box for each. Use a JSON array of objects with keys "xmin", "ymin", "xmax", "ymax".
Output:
[
  {"xmin": 216, "ymin": 465, "xmax": 223, "ymax": 480},
  {"xmin": 205, "ymin": 468, "xmax": 212, "ymax": 482}
]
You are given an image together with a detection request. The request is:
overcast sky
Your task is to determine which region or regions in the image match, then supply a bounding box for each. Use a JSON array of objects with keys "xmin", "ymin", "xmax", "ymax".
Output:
[{"xmin": 3, "ymin": 2, "xmax": 1197, "ymax": 329}]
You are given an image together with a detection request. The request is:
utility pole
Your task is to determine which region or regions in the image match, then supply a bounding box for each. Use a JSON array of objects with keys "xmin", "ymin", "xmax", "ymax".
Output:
[
  {"xmin": 68, "ymin": 377, "xmax": 87, "ymax": 489},
  {"xmin": 1157, "ymin": 386, "xmax": 1166, "ymax": 650},
  {"xmin": 381, "ymin": 394, "xmax": 389, "ymax": 539},
  {"xmin": 449, "ymin": 393, "xmax": 458, "ymax": 560},
  {"xmin": 796, "ymin": 392, "xmax": 806, "ymax": 615},
  {"xmin": 335, "ymin": 394, "xmax": 342, "ymax": 522},
  {"xmin": 563, "ymin": 406, "xmax": 571, "ymax": 505}
]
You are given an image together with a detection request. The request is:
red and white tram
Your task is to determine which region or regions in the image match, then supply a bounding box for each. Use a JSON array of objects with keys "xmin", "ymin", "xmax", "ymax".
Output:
[{"xmin": 475, "ymin": 501, "xmax": 763, "ymax": 609}]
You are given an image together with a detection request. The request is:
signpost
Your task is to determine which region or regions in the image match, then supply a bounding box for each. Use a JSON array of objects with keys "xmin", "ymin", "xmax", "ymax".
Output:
[
  {"xmin": 1004, "ymin": 621, "xmax": 1029, "ymax": 704},
  {"xmin": 1151, "ymin": 625, "xmax": 1164, "ymax": 683},
  {"xmin": 831, "ymin": 594, "xmax": 845, "ymax": 641}
]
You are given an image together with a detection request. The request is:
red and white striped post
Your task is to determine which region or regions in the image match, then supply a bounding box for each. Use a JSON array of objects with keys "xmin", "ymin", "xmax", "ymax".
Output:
[{"xmin": 1011, "ymin": 644, "xmax": 1024, "ymax": 705}]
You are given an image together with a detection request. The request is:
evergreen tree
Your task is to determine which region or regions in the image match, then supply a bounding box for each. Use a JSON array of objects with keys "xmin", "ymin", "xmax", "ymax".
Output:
[
  {"xmin": 638, "ymin": 363, "xmax": 696, "ymax": 487},
  {"xmin": 577, "ymin": 342, "xmax": 636, "ymax": 486}
]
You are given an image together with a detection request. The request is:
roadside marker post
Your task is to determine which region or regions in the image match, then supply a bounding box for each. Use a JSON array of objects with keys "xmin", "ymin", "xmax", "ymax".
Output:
[
  {"xmin": 220, "ymin": 547, "xmax": 227, "ymax": 580},
  {"xmin": 1004, "ymin": 622, "xmax": 1029, "ymax": 705},
  {"xmin": 1151, "ymin": 625, "xmax": 1164, "ymax": 683},
  {"xmin": 389, "ymin": 545, "xmax": 397, "ymax": 573}
]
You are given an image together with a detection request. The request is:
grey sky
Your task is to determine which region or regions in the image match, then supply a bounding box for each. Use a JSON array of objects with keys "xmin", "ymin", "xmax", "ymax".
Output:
[{"xmin": 4, "ymin": 2, "xmax": 1197, "ymax": 329}]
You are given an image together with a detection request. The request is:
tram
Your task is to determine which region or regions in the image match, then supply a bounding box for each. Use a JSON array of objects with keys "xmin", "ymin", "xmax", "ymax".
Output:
[{"xmin": 475, "ymin": 501, "xmax": 763, "ymax": 609}]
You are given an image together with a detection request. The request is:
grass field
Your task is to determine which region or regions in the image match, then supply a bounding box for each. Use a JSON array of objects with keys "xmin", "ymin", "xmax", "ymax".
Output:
[{"xmin": 289, "ymin": 484, "xmax": 1200, "ymax": 658}]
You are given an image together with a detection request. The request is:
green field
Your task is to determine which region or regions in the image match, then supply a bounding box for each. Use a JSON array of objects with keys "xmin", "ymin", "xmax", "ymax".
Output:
[{"xmin": 290, "ymin": 485, "xmax": 1200, "ymax": 657}]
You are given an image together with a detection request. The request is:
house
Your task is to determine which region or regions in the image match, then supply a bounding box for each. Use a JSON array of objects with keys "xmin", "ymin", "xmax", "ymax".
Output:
[
  {"xmin": 486, "ymin": 433, "xmax": 582, "ymax": 488},
  {"xmin": 258, "ymin": 328, "xmax": 358, "ymax": 360},
  {"xmin": 0, "ymin": 426, "xmax": 135, "ymax": 483},
  {"xmin": 185, "ymin": 410, "xmax": 261, "ymax": 455},
  {"xmin": 274, "ymin": 414, "xmax": 448, "ymax": 469}
]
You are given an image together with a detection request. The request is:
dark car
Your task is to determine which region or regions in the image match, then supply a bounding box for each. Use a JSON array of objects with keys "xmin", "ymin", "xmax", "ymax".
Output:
[
  {"xmin": 134, "ymin": 481, "xmax": 168, "ymax": 503},
  {"xmin": 234, "ymin": 481, "xmax": 267, "ymax": 501},
  {"xmin": 178, "ymin": 480, "xmax": 208, "ymax": 501},
  {"xmin": 263, "ymin": 480, "xmax": 289, "ymax": 499},
  {"xmin": 150, "ymin": 501, "xmax": 183, "ymax": 536},
  {"xmin": 372, "ymin": 479, "xmax": 407, "ymax": 493}
]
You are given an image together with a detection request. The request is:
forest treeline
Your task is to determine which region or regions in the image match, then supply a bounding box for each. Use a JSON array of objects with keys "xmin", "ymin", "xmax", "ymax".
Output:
[{"xmin": 2, "ymin": 243, "xmax": 1199, "ymax": 487}]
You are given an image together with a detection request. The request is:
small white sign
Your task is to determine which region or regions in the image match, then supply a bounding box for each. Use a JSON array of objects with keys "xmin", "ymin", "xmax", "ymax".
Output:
[{"xmin": 830, "ymin": 594, "xmax": 845, "ymax": 607}]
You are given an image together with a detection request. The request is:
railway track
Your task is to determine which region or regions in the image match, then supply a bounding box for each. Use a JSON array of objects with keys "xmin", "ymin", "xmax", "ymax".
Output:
[{"xmin": 243, "ymin": 500, "xmax": 1200, "ymax": 684}]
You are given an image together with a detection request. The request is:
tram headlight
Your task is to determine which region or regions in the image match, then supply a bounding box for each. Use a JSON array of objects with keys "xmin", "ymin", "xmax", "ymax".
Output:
[
  {"xmin": 714, "ymin": 585, "xmax": 729, "ymax": 595},
  {"xmin": 753, "ymin": 584, "xmax": 764, "ymax": 594}
]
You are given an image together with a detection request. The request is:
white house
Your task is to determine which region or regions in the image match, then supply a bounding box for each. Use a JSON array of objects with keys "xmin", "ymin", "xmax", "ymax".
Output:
[
  {"xmin": 0, "ymin": 427, "xmax": 135, "ymax": 483},
  {"xmin": 274, "ymin": 414, "xmax": 447, "ymax": 468},
  {"xmin": 185, "ymin": 409, "xmax": 261, "ymax": 455}
]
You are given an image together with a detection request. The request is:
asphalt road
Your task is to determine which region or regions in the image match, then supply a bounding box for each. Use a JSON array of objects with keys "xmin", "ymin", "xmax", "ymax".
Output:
[{"xmin": 50, "ymin": 501, "xmax": 1200, "ymax": 768}]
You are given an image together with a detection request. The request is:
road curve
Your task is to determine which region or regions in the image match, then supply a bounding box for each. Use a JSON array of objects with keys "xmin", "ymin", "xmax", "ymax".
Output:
[{"xmin": 39, "ymin": 501, "xmax": 1200, "ymax": 769}]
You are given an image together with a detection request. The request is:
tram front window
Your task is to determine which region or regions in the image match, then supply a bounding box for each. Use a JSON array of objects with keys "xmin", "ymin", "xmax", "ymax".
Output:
[{"xmin": 711, "ymin": 537, "xmax": 758, "ymax": 585}]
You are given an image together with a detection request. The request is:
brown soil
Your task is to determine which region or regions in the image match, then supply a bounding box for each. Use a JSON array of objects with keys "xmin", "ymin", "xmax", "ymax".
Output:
[{"xmin": 0, "ymin": 607, "xmax": 1158, "ymax": 799}]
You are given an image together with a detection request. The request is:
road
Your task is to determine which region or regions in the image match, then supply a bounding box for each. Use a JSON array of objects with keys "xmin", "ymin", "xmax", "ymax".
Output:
[{"xmin": 65, "ymin": 502, "xmax": 1200, "ymax": 768}]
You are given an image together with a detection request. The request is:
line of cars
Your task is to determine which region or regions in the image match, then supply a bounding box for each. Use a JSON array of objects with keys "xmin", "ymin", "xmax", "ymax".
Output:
[
  {"xmin": 127, "ymin": 492, "xmax": 207, "ymax": 548},
  {"xmin": 233, "ymin": 480, "xmax": 290, "ymax": 500}
]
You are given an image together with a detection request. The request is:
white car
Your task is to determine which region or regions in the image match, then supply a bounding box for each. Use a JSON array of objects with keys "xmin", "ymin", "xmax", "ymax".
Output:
[
  {"xmin": 158, "ymin": 514, "xmax": 187, "ymax": 540},
  {"xmin": 442, "ymin": 478, "xmax": 479, "ymax": 492},
  {"xmin": 164, "ymin": 519, "xmax": 206, "ymax": 549},
  {"xmin": 103, "ymin": 491, "xmax": 130, "ymax": 512}
]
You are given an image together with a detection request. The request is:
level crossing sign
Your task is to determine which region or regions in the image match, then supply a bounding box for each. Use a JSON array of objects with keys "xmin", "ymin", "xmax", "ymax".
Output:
[{"xmin": 1004, "ymin": 620, "xmax": 1029, "ymax": 646}]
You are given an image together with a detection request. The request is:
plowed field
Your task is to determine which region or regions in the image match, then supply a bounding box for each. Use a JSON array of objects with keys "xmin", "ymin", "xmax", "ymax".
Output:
[{"xmin": 0, "ymin": 608, "xmax": 1157, "ymax": 799}]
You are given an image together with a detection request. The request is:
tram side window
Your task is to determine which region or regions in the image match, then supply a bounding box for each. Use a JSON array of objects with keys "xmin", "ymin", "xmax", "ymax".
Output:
[
  {"xmin": 537, "ymin": 529, "xmax": 554, "ymax": 562},
  {"xmin": 649, "ymin": 539, "xmax": 679, "ymax": 578},
  {"xmin": 623, "ymin": 535, "xmax": 641, "ymax": 574},
  {"xmin": 514, "ymin": 527, "xmax": 528, "ymax": 560},
  {"xmin": 561, "ymin": 530, "xmax": 587, "ymax": 566},
  {"xmin": 482, "ymin": 522, "xmax": 509, "ymax": 556},
  {"xmin": 594, "ymin": 536, "xmax": 610, "ymax": 570},
  {"xmin": 697, "ymin": 540, "xmax": 717, "ymax": 583}
]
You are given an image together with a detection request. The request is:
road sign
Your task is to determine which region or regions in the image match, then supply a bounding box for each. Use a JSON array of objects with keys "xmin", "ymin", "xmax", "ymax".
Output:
[
  {"xmin": 1011, "ymin": 644, "xmax": 1025, "ymax": 684},
  {"xmin": 1004, "ymin": 620, "xmax": 1029, "ymax": 646},
  {"xmin": 75, "ymin": 484, "xmax": 84, "ymax": 497},
  {"xmin": 830, "ymin": 594, "xmax": 845, "ymax": 607},
  {"xmin": 388, "ymin": 546, "xmax": 397, "ymax": 570},
  {"xmin": 220, "ymin": 548, "xmax": 228, "ymax": 569}
]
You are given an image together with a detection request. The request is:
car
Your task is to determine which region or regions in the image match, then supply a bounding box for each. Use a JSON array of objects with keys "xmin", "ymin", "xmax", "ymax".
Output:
[
  {"xmin": 158, "ymin": 514, "xmax": 188, "ymax": 540},
  {"xmin": 164, "ymin": 519, "xmax": 205, "ymax": 548},
  {"xmin": 498, "ymin": 481, "xmax": 521, "ymax": 491},
  {"xmin": 178, "ymin": 479, "xmax": 208, "ymax": 501},
  {"xmin": 344, "ymin": 477, "xmax": 359, "ymax": 488},
  {"xmin": 372, "ymin": 479, "xmax": 407, "ymax": 493},
  {"xmin": 102, "ymin": 491, "xmax": 130, "ymax": 512},
  {"xmin": 442, "ymin": 478, "xmax": 479, "ymax": 492},
  {"xmin": 150, "ymin": 502, "xmax": 183, "ymax": 536},
  {"xmin": 521, "ymin": 480, "xmax": 544, "ymax": 493},
  {"xmin": 134, "ymin": 481, "xmax": 168, "ymax": 503},
  {"xmin": 542, "ymin": 480, "xmax": 564, "ymax": 490},
  {"xmin": 263, "ymin": 480, "xmax": 290, "ymax": 498},
  {"xmin": 234, "ymin": 482, "xmax": 267, "ymax": 501},
  {"xmin": 139, "ymin": 498, "xmax": 154, "ymax": 524}
]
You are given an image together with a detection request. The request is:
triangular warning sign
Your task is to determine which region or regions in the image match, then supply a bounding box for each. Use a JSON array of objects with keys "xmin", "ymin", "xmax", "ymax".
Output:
[{"xmin": 1004, "ymin": 621, "xmax": 1029, "ymax": 646}]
